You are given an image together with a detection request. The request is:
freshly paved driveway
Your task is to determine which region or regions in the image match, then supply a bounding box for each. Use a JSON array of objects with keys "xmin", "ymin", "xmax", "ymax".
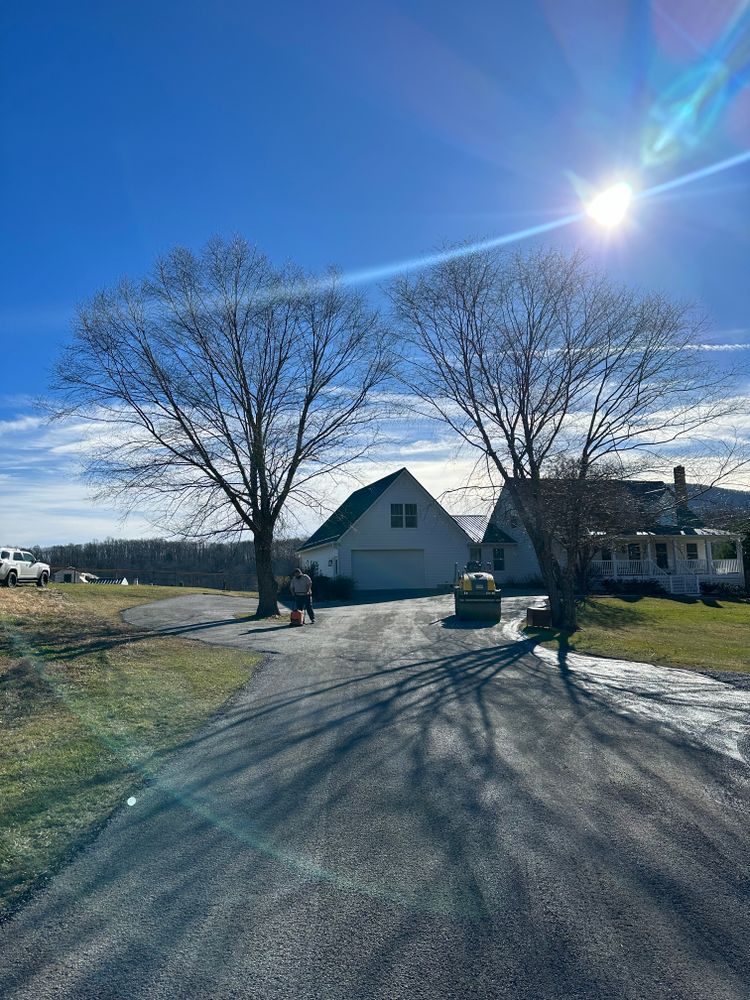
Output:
[{"xmin": 1, "ymin": 593, "xmax": 749, "ymax": 1000}]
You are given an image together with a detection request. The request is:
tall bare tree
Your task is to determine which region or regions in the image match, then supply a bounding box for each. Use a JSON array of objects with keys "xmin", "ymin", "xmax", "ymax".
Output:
[
  {"xmin": 53, "ymin": 236, "xmax": 394, "ymax": 616},
  {"xmin": 392, "ymin": 247, "xmax": 734, "ymax": 629}
]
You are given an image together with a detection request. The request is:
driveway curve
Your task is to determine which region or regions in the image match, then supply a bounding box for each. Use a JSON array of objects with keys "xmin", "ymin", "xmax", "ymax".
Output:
[{"xmin": 1, "ymin": 593, "xmax": 748, "ymax": 1000}]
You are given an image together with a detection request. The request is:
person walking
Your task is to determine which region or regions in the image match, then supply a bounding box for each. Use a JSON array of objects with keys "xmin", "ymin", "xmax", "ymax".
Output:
[{"xmin": 289, "ymin": 567, "xmax": 316, "ymax": 623}]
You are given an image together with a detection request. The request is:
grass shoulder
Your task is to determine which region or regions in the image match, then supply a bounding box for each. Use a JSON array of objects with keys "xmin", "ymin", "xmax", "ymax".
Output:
[
  {"xmin": 0, "ymin": 584, "xmax": 259, "ymax": 917},
  {"xmin": 525, "ymin": 594, "xmax": 750, "ymax": 673}
]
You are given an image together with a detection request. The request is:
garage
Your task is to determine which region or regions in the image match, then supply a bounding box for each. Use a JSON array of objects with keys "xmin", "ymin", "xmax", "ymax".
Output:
[{"xmin": 350, "ymin": 549, "xmax": 425, "ymax": 590}]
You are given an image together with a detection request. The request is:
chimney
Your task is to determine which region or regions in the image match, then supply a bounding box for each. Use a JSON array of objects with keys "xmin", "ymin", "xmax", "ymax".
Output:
[{"xmin": 673, "ymin": 465, "xmax": 687, "ymax": 509}]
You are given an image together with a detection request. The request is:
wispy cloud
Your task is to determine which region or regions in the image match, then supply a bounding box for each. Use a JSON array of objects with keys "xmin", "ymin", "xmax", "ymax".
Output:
[
  {"xmin": 2, "ymin": 393, "xmax": 749, "ymax": 546},
  {"xmin": 0, "ymin": 415, "xmax": 45, "ymax": 435},
  {"xmin": 0, "ymin": 410, "xmax": 153, "ymax": 544}
]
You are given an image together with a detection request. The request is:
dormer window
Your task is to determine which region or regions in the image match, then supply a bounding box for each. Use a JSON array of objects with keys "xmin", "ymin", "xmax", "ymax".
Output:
[{"xmin": 391, "ymin": 503, "xmax": 417, "ymax": 528}]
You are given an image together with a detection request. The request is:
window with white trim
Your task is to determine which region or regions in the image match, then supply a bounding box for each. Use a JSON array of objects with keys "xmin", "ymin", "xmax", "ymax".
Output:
[
  {"xmin": 493, "ymin": 547, "xmax": 505, "ymax": 572},
  {"xmin": 391, "ymin": 502, "xmax": 418, "ymax": 528}
]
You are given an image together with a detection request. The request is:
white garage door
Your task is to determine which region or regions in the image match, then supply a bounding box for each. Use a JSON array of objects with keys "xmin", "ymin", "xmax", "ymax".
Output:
[{"xmin": 350, "ymin": 549, "xmax": 425, "ymax": 590}]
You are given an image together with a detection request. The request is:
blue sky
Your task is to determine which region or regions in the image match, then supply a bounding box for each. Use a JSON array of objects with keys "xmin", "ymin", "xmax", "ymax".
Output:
[{"xmin": 1, "ymin": 0, "xmax": 749, "ymax": 543}]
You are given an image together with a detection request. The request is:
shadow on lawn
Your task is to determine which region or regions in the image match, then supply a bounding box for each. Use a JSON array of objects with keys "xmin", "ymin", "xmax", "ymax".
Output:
[{"xmin": 13, "ymin": 615, "xmax": 248, "ymax": 665}]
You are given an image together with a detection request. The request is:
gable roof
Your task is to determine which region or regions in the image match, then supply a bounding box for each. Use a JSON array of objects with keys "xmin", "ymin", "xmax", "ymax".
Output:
[
  {"xmin": 451, "ymin": 514, "xmax": 517, "ymax": 544},
  {"xmin": 481, "ymin": 521, "xmax": 518, "ymax": 544},
  {"xmin": 299, "ymin": 468, "xmax": 485, "ymax": 552},
  {"xmin": 619, "ymin": 480, "xmax": 703, "ymax": 529},
  {"xmin": 298, "ymin": 469, "xmax": 406, "ymax": 551},
  {"xmin": 497, "ymin": 477, "xmax": 704, "ymax": 532}
]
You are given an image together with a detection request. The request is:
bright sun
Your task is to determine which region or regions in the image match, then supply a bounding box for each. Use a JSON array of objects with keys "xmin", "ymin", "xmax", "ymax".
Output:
[{"xmin": 586, "ymin": 181, "xmax": 633, "ymax": 227}]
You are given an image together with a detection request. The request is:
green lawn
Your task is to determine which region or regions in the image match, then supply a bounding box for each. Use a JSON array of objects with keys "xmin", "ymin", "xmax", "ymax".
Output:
[
  {"xmin": 529, "ymin": 595, "xmax": 750, "ymax": 672},
  {"xmin": 0, "ymin": 584, "xmax": 259, "ymax": 916}
]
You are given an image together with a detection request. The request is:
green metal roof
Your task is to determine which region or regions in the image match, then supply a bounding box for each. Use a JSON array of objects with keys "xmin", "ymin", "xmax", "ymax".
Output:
[
  {"xmin": 481, "ymin": 522, "xmax": 517, "ymax": 544},
  {"xmin": 451, "ymin": 514, "xmax": 517, "ymax": 544},
  {"xmin": 298, "ymin": 469, "xmax": 406, "ymax": 551}
]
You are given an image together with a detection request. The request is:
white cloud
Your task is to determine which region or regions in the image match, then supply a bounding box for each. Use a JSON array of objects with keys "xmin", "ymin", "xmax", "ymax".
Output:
[
  {"xmin": 2, "ymin": 392, "xmax": 749, "ymax": 547},
  {"xmin": 1, "ymin": 479, "xmax": 153, "ymax": 547},
  {"xmin": 0, "ymin": 415, "xmax": 45, "ymax": 436}
]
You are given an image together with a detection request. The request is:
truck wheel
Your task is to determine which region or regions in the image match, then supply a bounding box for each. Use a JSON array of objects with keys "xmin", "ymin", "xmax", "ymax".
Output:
[
  {"xmin": 37, "ymin": 571, "xmax": 49, "ymax": 589},
  {"xmin": 6, "ymin": 570, "xmax": 17, "ymax": 588}
]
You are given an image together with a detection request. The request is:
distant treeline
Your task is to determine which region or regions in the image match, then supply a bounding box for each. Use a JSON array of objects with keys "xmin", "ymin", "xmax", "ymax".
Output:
[{"xmin": 35, "ymin": 537, "xmax": 305, "ymax": 590}]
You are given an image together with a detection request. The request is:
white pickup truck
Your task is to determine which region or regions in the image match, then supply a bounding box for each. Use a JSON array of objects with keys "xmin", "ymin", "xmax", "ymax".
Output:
[{"xmin": 0, "ymin": 548, "xmax": 50, "ymax": 588}]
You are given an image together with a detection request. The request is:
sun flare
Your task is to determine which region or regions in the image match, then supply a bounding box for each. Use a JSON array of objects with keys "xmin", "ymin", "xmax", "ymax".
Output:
[{"xmin": 586, "ymin": 181, "xmax": 633, "ymax": 227}]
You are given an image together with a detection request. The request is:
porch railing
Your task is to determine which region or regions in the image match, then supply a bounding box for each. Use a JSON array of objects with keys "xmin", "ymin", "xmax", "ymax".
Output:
[
  {"xmin": 709, "ymin": 558, "xmax": 741, "ymax": 575},
  {"xmin": 591, "ymin": 558, "xmax": 742, "ymax": 578},
  {"xmin": 590, "ymin": 559, "xmax": 666, "ymax": 578}
]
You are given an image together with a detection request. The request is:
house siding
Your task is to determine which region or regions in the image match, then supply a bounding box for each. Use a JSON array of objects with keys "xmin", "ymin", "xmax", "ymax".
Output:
[
  {"xmin": 485, "ymin": 490, "xmax": 542, "ymax": 582},
  {"xmin": 471, "ymin": 542, "xmax": 540, "ymax": 584},
  {"xmin": 298, "ymin": 545, "xmax": 340, "ymax": 577},
  {"xmin": 335, "ymin": 472, "xmax": 469, "ymax": 589}
]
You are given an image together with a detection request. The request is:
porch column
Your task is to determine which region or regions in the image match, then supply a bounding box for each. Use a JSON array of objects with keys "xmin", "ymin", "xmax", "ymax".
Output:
[
  {"xmin": 671, "ymin": 539, "xmax": 679, "ymax": 573},
  {"xmin": 735, "ymin": 536, "xmax": 745, "ymax": 579}
]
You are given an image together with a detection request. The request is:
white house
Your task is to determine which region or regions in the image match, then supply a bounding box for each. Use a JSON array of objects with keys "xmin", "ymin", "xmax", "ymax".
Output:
[
  {"xmin": 488, "ymin": 471, "xmax": 746, "ymax": 596},
  {"xmin": 297, "ymin": 468, "xmax": 481, "ymax": 589},
  {"xmin": 298, "ymin": 467, "xmax": 746, "ymax": 594}
]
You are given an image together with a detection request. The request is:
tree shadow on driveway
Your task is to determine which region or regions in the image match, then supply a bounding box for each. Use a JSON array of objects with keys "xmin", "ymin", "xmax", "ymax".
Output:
[{"xmin": 4, "ymin": 602, "xmax": 750, "ymax": 1000}]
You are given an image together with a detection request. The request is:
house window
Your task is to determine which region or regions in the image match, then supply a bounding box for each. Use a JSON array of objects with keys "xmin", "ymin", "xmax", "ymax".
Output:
[
  {"xmin": 469, "ymin": 546, "xmax": 482, "ymax": 564},
  {"xmin": 627, "ymin": 543, "xmax": 641, "ymax": 561},
  {"xmin": 493, "ymin": 547, "xmax": 505, "ymax": 572},
  {"xmin": 685, "ymin": 543, "xmax": 699, "ymax": 562},
  {"xmin": 600, "ymin": 548, "xmax": 612, "ymax": 562},
  {"xmin": 391, "ymin": 502, "xmax": 417, "ymax": 528}
]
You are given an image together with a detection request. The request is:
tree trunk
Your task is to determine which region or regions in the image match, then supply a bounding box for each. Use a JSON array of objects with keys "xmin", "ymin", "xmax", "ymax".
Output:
[
  {"xmin": 530, "ymin": 536, "xmax": 579, "ymax": 632},
  {"xmin": 547, "ymin": 574, "xmax": 578, "ymax": 631},
  {"xmin": 574, "ymin": 549, "xmax": 592, "ymax": 596},
  {"xmin": 254, "ymin": 527, "xmax": 279, "ymax": 617}
]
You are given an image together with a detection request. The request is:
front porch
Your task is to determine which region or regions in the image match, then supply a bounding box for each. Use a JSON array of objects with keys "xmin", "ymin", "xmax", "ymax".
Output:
[{"xmin": 589, "ymin": 535, "xmax": 745, "ymax": 595}]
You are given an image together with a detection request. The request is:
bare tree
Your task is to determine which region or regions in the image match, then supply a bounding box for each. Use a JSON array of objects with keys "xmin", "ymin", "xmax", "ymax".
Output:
[
  {"xmin": 509, "ymin": 458, "xmax": 657, "ymax": 590},
  {"xmin": 391, "ymin": 247, "xmax": 735, "ymax": 629},
  {"xmin": 53, "ymin": 236, "xmax": 394, "ymax": 616}
]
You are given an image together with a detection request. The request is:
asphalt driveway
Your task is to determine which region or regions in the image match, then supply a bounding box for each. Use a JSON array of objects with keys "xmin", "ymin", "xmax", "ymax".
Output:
[{"xmin": 1, "ymin": 593, "xmax": 748, "ymax": 1000}]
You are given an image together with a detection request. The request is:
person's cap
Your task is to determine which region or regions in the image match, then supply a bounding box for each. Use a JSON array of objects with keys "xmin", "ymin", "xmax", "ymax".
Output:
[{"xmin": 293, "ymin": 568, "xmax": 302, "ymax": 575}]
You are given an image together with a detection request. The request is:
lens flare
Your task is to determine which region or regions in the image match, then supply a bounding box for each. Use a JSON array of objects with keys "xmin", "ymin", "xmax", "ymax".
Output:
[
  {"xmin": 643, "ymin": 6, "xmax": 750, "ymax": 167},
  {"xmin": 586, "ymin": 182, "xmax": 633, "ymax": 227}
]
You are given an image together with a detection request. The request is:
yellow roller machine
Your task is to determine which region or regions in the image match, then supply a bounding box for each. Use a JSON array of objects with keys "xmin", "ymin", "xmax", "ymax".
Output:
[{"xmin": 454, "ymin": 561, "xmax": 502, "ymax": 621}]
